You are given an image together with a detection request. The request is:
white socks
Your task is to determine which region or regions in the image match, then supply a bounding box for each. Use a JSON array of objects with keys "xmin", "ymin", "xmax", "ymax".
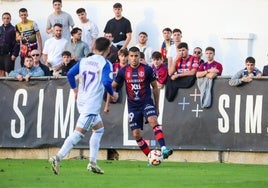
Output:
[
  {"xmin": 57, "ymin": 130, "xmax": 84, "ymax": 161},
  {"xmin": 89, "ymin": 127, "xmax": 104, "ymax": 164},
  {"xmin": 56, "ymin": 127, "xmax": 104, "ymax": 163}
]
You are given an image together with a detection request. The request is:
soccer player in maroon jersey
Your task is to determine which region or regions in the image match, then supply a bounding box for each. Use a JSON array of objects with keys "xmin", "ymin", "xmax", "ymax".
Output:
[{"xmin": 112, "ymin": 46, "xmax": 173, "ymax": 161}]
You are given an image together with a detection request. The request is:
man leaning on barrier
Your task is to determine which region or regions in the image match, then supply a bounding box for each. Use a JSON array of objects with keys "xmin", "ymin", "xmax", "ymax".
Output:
[{"xmin": 8, "ymin": 55, "xmax": 44, "ymax": 81}]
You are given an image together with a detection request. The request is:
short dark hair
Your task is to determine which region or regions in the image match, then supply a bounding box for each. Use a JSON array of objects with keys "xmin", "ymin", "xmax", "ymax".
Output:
[
  {"xmin": 53, "ymin": 0, "xmax": 62, "ymax": 4},
  {"xmin": 71, "ymin": 27, "xmax": 82, "ymax": 36},
  {"xmin": 205, "ymin": 47, "xmax": 215, "ymax": 53},
  {"xmin": 53, "ymin": 23, "xmax": 63, "ymax": 28},
  {"xmin": 173, "ymin": 28, "xmax": 182, "ymax": 34},
  {"xmin": 245, "ymin": 56, "xmax": 255, "ymax": 64},
  {"xmin": 19, "ymin": 8, "xmax": 27, "ymax": 13},
  {"xmin": 162, "ymin": 27, "xmax": 172, "ymax": 33},
  {"xmin": 95, "ymin": 37, "xmax": 111, "ymax": 52},
  {"xmin": 2, "ymin": 12, "xmax": 11, "ymax": 18},
  {"xmin": 118, "ymin": 49, "xmax": 129, "ymax": 57},
  {"xmin": 113, "ymin": 3, "xmax": 122, "ymax": 8},
  {"xmin": 128, "ymin": 46, "xmax": 140, "ymax": 53},
  {"xmin": 139, "ymin": 32, "xmax": 148, "ymax": 37},
  {"xmin": 140, "ymin": 52, "xmax": 145, "ymax": 59},
  {"xmin": 151, "ymin": 51, "xmax": 162, "ymax": 60},
  {"xmin": 62, "ymin": 51, "xmax": 71, "ymax": 57},
  {"xmin": 177, "ymin": 42, "xmax": 188, "ymax": 50},
  {"xmin": 76, "ymin": 8, "xmax": 85, "ymax": 14},
  {"xmin": 24, "ymin": 55, "xmax": 33, "ymax": 61}
]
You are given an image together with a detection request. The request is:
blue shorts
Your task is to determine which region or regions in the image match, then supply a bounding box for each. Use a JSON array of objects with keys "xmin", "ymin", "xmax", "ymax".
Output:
[{"xmin": 128, "ymin": 103, "xmax": 158, "ymax": 131}]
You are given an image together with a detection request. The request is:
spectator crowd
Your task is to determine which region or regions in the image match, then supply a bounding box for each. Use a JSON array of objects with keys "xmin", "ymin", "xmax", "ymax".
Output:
[{"xmin": 0, "ymin": 0, "xmax": 266, "ymax": 108}]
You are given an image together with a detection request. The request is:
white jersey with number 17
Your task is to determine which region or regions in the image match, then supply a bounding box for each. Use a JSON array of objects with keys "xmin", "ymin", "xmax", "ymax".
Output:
[{"xmin": 67, "ymin": 54, "xmax": 113, "ymax": 115}]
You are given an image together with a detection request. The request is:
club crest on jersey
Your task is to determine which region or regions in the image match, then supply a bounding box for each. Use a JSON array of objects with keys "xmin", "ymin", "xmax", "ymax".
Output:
[{"xmin": 138, "ymin": 71, "xmax": 145, "ymax": 78}]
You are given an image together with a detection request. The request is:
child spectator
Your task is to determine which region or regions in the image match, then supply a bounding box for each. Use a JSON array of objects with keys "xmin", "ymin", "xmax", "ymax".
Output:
[
  {"xmin": 113, "ymin": 48, "xmax": 128, "ymax": 75},
  {"xmin": 61, "ymin": 51, "xmax": 76, "ymax": 76},
  {"xmin": 151, "ymin": 51, "xmax": 168, "ymax": 89},
  {"xmin": 139, "ymin": 51, "xmax": 147, "ymax": 65},
  {"xmin": 229, "ymin": 56, "xmax": 262, "ymax": 86},
  {"xmin": 104, "ymin": 48, "xmax": 128, "ymax": 113}
]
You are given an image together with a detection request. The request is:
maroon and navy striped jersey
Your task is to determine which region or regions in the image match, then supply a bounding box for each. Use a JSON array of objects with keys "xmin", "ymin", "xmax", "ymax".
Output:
[{"xmin": 114, "ymin": 63, "xmax": 156, "ymax": 107}]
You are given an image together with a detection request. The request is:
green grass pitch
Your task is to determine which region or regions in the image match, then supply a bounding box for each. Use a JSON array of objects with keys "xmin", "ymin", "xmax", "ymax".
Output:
[{"xmin": 0, "ymin": 159, "xmax": 268, "ymax": 188}]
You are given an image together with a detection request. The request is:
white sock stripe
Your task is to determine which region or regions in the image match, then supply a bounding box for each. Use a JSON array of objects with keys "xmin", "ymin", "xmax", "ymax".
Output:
[{"xmin": 94, "ymin": 127, "xmax": 104, "ymax": 133}]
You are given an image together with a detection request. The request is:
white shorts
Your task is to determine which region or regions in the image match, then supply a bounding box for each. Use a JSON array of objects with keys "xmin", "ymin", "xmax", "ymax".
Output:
[{"xmin": 76, "ymin": 114, "xmax": 102, "ymax": 131}]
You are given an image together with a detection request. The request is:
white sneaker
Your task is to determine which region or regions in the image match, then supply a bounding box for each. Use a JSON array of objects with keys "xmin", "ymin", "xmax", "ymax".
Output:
[
  {"xmin": 49, "ymin": 156, "xmax": 60, "ymax": 175},
  {"xmin": 87, "ymin": 163, "xmax": 104, "ymax": 174}
]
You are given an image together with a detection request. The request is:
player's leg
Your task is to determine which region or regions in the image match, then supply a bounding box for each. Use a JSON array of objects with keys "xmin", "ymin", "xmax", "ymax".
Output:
[
  {"xmin": 133, "ymin": 129, "xmax": 150, "ymax": 156},
  {"xmin": 87, "ymin": 115, "xmax": 104, "ymax": 174},
  {"xmin": 145, "ymin": 104, "xmax": 173, "ymax": 159},
  {"xmin": 129, "ymin": 110, "xmax": 151, "ymax": 156},
  {"xmin": 49, "ymin": 128, "xmax": 84, "ymax": 175},
  {"xmin": 49, "ymin": 114, "xmax": 92, "ymax": 175},
  {"xmin": 145, "ymin": 104, "xmax": 165, "ymax": 147}
]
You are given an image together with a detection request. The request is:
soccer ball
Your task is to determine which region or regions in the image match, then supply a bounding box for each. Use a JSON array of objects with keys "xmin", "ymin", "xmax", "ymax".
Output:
[{"xmin": 148, "ymin": 149, "xmax": 163, "ymax": 166}]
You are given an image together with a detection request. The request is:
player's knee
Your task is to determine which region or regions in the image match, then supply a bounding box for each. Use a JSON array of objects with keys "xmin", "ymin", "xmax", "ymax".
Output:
[
  {"xmin": 148, "ymin": 116, "xmax": 158, "ymax": 127},
  {"xmin": 132, "ymin": 131, "xmax": 142, "ymax": 140},
  {"xmin": 72, "ymin": 130, "xmax": 84, "ymax": 145},
  {"xmin": 75, "ymin": 126, "xmax": 87, "ymax": 134},
  {"xmin": 92, "ymin": 121, "xmax": 103, "ymax": 131}
]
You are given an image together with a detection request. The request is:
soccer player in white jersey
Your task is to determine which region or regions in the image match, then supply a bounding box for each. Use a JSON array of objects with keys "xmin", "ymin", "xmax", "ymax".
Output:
[{"xmin": 49, "ymin": 37, "xmax": 118, "ymax": 175}]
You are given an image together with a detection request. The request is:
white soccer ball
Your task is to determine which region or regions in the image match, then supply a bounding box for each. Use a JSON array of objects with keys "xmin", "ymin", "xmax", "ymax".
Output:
[{"xmin": 148, "ymin": 149, "xmax": 163, "ymax": 166}]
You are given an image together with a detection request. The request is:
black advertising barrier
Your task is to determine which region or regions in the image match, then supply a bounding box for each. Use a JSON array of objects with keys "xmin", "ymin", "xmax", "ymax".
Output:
[{"xmin": 0, "ymin": 77, "xmax": 267, "ymax": 151}]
